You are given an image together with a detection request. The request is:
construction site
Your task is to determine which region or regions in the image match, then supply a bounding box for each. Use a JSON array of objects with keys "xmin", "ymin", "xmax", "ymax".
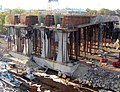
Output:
[{"xmin": 0, "ymin": 0, "xmax": 120, "ymax": 92}]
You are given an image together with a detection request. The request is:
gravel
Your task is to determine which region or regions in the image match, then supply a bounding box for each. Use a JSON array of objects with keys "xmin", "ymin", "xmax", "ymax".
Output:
[{"xmin": 77, "ymin": 67, "xmax": 120, "ymax": 91}]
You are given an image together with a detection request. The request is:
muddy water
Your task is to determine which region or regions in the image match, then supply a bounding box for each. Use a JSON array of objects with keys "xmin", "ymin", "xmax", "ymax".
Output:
[
  {"xmin": 1, "ymin": 74, "xmax": 94, "ymax": 92},
  {"xmin": 16, "ymin": 74, "xmax": 94, "ymax": 92},
  {"xmin": 1, "ymin": 81, "xmax": 90, "ymax": 92}
]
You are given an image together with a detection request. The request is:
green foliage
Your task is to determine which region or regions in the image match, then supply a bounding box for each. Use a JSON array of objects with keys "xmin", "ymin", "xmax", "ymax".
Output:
[
  {"xmin": 22, "ymin": 10, "xmax": 41, "ymax": 15},
  {"xmin": 4, "ymin": 15, "xmax": 9, "ymax": 24},
  {"xmin": 3, "ymin": 9, "xmax": 12, "ymax": 15},
  {"xmin": 12, "ymin": 8, "xmax": 25, "ymax": 14},
  {"xmin": 85, "ymin": 8, "xmax": 116, "ymax": 16},
  {"xmin": 54, "ymin": 13, "xmax": 62, "ymax": 24},
  {"xmin": 0, "ymin": 12, "xmax": 5, "ymax": 34},
  {"xmin": 86, "ymin": 8, "xmax": 98, "ymax": 16},
  {"xmin": 98, "ymin": 8, "xmax": 111, "ymax": 15},
  {"xmin": 38, "ymin": 14, "xmax": 45, "ymax": 24}
]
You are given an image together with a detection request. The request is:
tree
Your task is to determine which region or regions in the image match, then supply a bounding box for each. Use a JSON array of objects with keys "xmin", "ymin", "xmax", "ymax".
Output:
[
  {"xmin": 12, "ymin": 8, "xmax": 25, "ymax": 14},
  {"xmin": 22, "ymin": 10, "xmax": 41, "ymax": 15},
  {"xmin": 4, "ymin": 15, "xmax": 9, "ymax": 24},
  {"xmin": 0, "ymin": 12, "xmax": 6, "ymax": 34},
  {"xmin": 86, "ymin": 8, "xmax": 98, "ymax": 16},
  {"xmin": 98, "ymin": 8, "xmax": 111, "ymax": 15}
]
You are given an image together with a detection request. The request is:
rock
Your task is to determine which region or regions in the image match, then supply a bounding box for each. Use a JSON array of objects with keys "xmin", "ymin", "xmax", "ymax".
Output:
[{"xmin": 77, "ymin": 66, "xmax": 120, "ymax": 91}]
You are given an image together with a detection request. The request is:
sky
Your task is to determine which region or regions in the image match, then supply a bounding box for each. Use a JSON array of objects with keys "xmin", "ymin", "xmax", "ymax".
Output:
[{"xmin": 0, "ymin": 0, "xmax": 120, "ymax": 10}]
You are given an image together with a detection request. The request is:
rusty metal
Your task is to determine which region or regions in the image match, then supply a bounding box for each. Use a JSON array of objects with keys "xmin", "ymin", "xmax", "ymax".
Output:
[
  {"xmin": 52, "ymin": 31, "xmax": 55, "ymax": 60},
  {"xmin": 89, "ymin": 26, "xmax": 93, "ymax": 54},
  {"xmin": 34, "ymin": 29, "xmax": 38, "ymax": 54},
  {"xmin": 86, "ymin": 27, "xmax": 89, "ymax": 54},
  {"xmin": 62, "ymin": 15, "xmax": 90, "ymax": 28},
  {"xmin": 9, "ymin": 15, "xmax": 19, "ymax": 24},
  {"xmin": 20, "ymin": 15, "xmax": 38, "ymax": 26},
  {"xmin": 75, "ymin": 31, "xmax": 79, "ymax": 60},
  {"xmin": 83, "ymin": 27, "xmax": 86, "ymax": 53},
  {"xmin": 44, "ymin": 15, "xmax": 55, "ymax": 26},
  {"xmin": 103, "ymin": 26, "xmax": 107, "ymax": 48},
  {"xmin": 78, "ymin": 28, "xmax": 81, "ymax": 57}
]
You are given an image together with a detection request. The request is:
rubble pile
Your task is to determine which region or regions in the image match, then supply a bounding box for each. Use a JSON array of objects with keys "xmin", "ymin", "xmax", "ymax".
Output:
[{"xmin": 78, "ymin": 68, "xmax": 120, "ymax": 91}]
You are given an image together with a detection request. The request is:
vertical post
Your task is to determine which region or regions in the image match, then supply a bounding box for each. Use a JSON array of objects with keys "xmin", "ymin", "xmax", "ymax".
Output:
[
  {"xmin": 16, "ymin": 28, "xmax": 19, "ymax": 52},
  {"xmin": 94, "ymin": 26, "xmax": 97, "ymax": 49},
  {"xmin": 93, "ymin": 26, "xmax": 96, "ymax": 54},
  {"xmin": 44, "ymin": 29, "xmax": 46, "ymax": 57},
  {"xmin": 39, "ymin": 30, "xmax": 41, "ymax": 55},
  {"xmin": 99, "ymin": 23, "xmax": 104, "ymax": 51},
  {"xmin": 79, "ymin": 28, "xmax": 81, "ymax": 57},
  {"xmin": 72, "ymin": 32, "xmax": 74, "ymax": 55},
  {"xmin": 28, "ymin": 37, "xmax": 30, "ymax": 55},
  {"xmin": 56, "ymin": 30, "xmax": 63, "ymax": 63},
  {"xmin": 65, "ymin": 32, "xmax": 68, "ymax": 64},
  {"xmin": 49, "ymin": 30, "xmax": 52, "ymax": 59},
  {"xmin": 62, "ymin": 31, "xmax": 63, "ymax": 63},
  {"xmin": 90, "ymin": 26, "xmax": 93, "ymax": 54},
  {"xmin": 53, "ymin": 30, "xmax": 56, "ymax": 60},
  {"xmin": 32, "ymin": 30, "xmax": 34, "ymax": 52},
  {"xmin": 98, "ymin": 25, "xmax": 100, "ymax": 50},
  {"xmin": 47, "ymin": 29, "xmax": 52, "ymax": 59},
  {"xmin": 70, "ymin": 32, "xmax": 72, "ymax": 59},
  {"xmin": 86, "ymin": 27, "xmax": 89, "ymax": 54},
  {"xmin": 41, "ymin": 28, "xmax": 46, "ymax": 57},
  {"xmin": 8, "ymin": 27, "xmax": 10, "ymax": 49},
  {"xmin": 34, "ymin": 29, "xmax": 37, "ymax": 54},
  {"xmin": 15, "ymin": 28, "xmax": 18, "ymax": 52},
  {"xmin": 104, "ymin": 25, "xmax": 107, "ymax": 48},
  {"xmin": 83, "ymin": 27, "xmax": 86, "ymax": 54},
  {"xmin": 10, "ymin": 27, "xmax": 12, "ymax": 49},
  {"xmin": 76, "ymin": 31, "xmax": 79, "ymax": 60},
  {"xmin": 118, "ymin": 52, "xmax": 120, "ymax": 62}
]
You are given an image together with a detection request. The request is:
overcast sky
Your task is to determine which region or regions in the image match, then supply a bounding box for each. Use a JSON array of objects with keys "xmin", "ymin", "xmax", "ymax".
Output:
[{"xmin": 0, "ymin": 0, "xmax": 120, "ymax": 10}]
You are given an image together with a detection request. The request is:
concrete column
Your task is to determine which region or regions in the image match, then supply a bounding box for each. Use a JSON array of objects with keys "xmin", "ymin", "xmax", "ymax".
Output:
[
  {"xmin": 8, "ymin": 27, "xmax": 10, "ymax": 49},
  {"xmin": 56, "ymin": 31, "xmax": 69, "ymax": 63},
  {"xmin": 55, "ymin": 32, "xmax": 59, "ymax": 42},
  {"xmin": 23, "ymin": 38, "xmax": 28, "ymax": 55},
  {"xmin": 41, "ymin": 28, "xmax": 48, "ymax": 58},
  {"xmin": 18, "ymin": 37, "xmax": 21, "ymax": 52},
  {"xmin": 46, "ymin": 33, "xmax": 48, "ymax": 57},
  {"xmin": 13, "ymin": 28, "xmax": 17, "ymax": 51},
  {"xmin": 63, "ymin": 32, "xmax": 69, "ymax": 63},
  {"xmin": 23, "ymin": 38, "xmax": 26, "ymax": 54},
  {"xmin": 56, "ymin": 32, "xmax": 63, "ymax": 63},
  {"xmin": 12, "ymin": 35, "xmax": 17, "ymax": 51},
  {"xmin": 28, "ymin": 39, "xmax": 33, "ymax": 55}
]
